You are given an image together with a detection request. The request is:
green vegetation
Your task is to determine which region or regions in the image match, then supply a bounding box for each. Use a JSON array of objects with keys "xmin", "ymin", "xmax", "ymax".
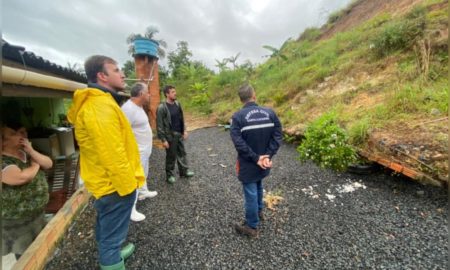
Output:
[
  {"xmin": 297, "ymin": 112, "xmax": 357, "ymax": 171},
  {"xmin": 124, "ymin": 0, "xmax": 448, "ymax": 172}
]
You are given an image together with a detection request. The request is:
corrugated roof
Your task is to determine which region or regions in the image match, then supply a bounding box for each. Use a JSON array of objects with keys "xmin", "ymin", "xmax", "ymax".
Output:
[{"xmin": 2, "ymin": 39, "xmax": 87, "ymax": 83}]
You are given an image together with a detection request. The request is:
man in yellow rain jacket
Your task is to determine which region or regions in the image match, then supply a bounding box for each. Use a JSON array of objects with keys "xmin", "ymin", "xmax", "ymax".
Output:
[{"xmin": 68, "ymin": 55, "xmax": 144, "ymax": 270}]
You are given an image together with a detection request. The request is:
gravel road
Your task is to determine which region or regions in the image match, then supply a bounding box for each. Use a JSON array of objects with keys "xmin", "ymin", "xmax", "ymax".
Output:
[{"xmin": 46, "ymin": 127, "xmax": 448, "ymax": 269}]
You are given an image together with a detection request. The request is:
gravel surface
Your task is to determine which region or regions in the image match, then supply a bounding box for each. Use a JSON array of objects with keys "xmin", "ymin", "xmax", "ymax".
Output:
[{"xmin": 45, "ymin": 127, "xmax": 448, "ymax": 269}]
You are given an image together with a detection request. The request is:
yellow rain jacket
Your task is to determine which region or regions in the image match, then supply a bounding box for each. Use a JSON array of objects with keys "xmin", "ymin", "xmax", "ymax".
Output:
[{"xmin": 68, "ymin": 88, "xmax": 144, "ymax": 199}]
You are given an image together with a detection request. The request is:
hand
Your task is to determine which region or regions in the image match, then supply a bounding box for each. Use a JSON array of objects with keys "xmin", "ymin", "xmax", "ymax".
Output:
[
  {"xmin": 257, "ymin": 155, "xmax": 271, "ymax": 170},
  {"xmin": 263, "ymin": 157, "xmax": 273, "ymax": 168},
  {"xmin": 183, "ymin": 131, "xmax": 188, "ymax": 140},
  {"xmin": 162, "ymin": 141, "xmax": 169, "ymax": 149},
  {"xmin": 19, "ymin": 138, "xmax": 34, "ymax": 153}
]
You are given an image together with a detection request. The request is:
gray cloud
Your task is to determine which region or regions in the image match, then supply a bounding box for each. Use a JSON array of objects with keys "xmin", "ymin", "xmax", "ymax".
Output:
[{"xmin": 3, "ymin": 0, "xmax": 352, "ymax": 71}]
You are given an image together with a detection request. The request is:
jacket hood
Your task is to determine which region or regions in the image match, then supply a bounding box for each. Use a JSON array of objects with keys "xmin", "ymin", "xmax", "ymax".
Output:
[{"xmin": 68, "ymin": 88, "xmax": 111, "ymax": 124}]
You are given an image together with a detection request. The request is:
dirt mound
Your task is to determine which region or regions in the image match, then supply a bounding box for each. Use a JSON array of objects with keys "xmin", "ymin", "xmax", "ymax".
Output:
[{"xmin": 320, "ymin": 0, "xmax": 424, "ymax": 40}]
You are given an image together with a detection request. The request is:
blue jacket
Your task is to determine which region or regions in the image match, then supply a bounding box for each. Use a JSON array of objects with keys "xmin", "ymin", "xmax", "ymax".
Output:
[{"xmin": 230, "ymin": 102, "xmax": 282, "ymax": 183}]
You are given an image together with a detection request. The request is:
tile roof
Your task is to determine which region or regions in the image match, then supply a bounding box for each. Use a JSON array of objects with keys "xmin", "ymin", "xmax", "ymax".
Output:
[{"xmin": 2, "ymin": 39, "xmax": 87, "ymax": 83}]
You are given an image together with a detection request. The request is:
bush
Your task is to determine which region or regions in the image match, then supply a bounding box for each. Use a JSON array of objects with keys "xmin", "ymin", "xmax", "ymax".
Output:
[
  {"xmin": 298, "ymin": 27, "xmax": 321, "ymax": 41},
  {"xmin": 371, "ymin": 7, "xmax": 426, "ymax": 57},
  {"xmin": 297, "ymin": 112, "xmax": 357, "ymax": 171}
]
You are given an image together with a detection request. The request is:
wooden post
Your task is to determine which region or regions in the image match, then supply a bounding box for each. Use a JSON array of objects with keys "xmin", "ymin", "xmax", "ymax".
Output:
[{"xmin": 134, "ymin": 55, "xmax": 160, "ymax": 130}]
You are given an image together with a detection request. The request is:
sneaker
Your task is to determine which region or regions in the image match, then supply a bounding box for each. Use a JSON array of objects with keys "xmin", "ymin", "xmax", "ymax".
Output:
[
  {"xmin": 138, "ymin": 190, "xmax": 158, "ymax": 200},
  {"xmin": 235, "ymin": 223, "xmax": 258, "ymax": 238},
  {"xmin": 181, "ymin": 170, "xmax": 195, "ymax": 178},
  {"xmin": 130, "ymin": 209, "xmax": 146, "ymax": 222},
  {"xmin": 167, "ymin": 176, "xmax": 176, "ymax": 184}
]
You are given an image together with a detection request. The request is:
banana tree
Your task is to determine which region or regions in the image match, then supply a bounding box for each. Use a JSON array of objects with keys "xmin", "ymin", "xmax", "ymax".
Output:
[{"xmin": 262, "ymin": 45, "xmax": 288, "ymax": 65}]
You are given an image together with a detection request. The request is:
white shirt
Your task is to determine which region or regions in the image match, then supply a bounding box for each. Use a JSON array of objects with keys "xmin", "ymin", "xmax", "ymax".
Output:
[{"xmin": 121, "ymin": 99, "xmax": 153, "ymax": 155}]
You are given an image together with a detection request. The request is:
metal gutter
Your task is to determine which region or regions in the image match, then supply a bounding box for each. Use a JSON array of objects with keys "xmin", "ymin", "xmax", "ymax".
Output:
[{"xmin": 2, "ymin": 65, "xmax": 86, "ymax": 92}]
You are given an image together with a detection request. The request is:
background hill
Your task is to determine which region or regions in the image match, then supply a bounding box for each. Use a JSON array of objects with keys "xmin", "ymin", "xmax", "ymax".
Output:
[{"xmin": 162, "ymin": 0, "xmax": 448, "ymax": 186}]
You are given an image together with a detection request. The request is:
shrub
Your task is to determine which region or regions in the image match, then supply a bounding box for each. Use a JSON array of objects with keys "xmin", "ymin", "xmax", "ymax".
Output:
[
  {"xmin": 297, "ymin": 112, "xmax": 357, "ymax": 171},
  {"xmin": 298, "ymin": 27, "xmax": 321, "ymax": 41},
  {"xmin": 371, "ymin": 6, "xmax": 426, "ymax": 57}
]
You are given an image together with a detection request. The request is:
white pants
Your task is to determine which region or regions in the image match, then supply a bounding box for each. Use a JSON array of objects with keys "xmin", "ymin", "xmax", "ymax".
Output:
[{"xmin": 138, "ymin": 146, "xmax": 152, "ymax": 193}]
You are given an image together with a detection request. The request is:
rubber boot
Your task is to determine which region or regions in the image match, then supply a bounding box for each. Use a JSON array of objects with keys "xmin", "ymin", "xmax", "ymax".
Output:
[
  {"xmin": 100, "ymin": 258, "xmax": 125, "ymax": 270},
  {"xmin": 120, "ymin": 243, "xmax": 135, "ymax": 260}
]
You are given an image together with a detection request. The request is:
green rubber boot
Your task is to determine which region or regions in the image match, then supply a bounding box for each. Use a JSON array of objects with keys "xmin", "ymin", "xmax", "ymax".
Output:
[
  {"xmin": 120, "ymin": 243, "xmax": 135, "ymax": 260},
  {"xmin": 100, "ymin": 258, "xmax": 125, "ymax": 270}
]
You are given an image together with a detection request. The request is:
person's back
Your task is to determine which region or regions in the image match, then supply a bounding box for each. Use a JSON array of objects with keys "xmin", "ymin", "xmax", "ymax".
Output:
[
  {"xmin": 231, "ymin": 103, "xmax": 281, "ymax": 182},
  {"xmin": 230, "ymin": 84, "xmax": 282, "ymax": 238}
]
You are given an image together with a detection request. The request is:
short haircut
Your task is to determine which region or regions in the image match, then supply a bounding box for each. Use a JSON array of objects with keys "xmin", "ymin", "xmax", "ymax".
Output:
[
  {"xmin": 84, "ymin": 55, "xmax": 116, "ymax": 83},
  {"xmin": 238, "ymin": 84, "xmax": 255, "ymax": 102},
  {"xmin": 163, "ymin": 85, "xmax": 175, "ymax": 97},
  {"xmin": 130, "ymin": 82, "xmax": 147, "ymax": 97}
]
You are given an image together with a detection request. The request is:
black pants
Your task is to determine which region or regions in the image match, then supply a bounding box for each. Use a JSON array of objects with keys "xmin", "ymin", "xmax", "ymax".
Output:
[{"xmin": 165, "ymin": 132, "xmax": 189, "ymax": 178}]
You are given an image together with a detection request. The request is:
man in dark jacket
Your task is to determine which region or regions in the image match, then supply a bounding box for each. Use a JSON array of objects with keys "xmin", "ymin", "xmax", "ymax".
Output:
[
  {"xmin": 156, "ymin": 85, "xmax": 194, "ymax": 184},
  {"xmin": 230, "ymin": 84, "xmax": 283, "ymax": 237}
]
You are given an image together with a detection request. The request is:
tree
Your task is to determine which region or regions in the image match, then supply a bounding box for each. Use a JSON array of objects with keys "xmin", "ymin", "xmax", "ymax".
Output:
[
  {"xmin": 215, "ymin": 58, "xmax": 229, "ymax": 72},
  {"xmin": 227, "ymin": 52, "xmax": 241, "ymax": 69},
  {"xmin": 262, "ymin": 45, "xmax": 288, "ymax": 64},
  {"xmin": 167, "ymin": 41, "xmax": 193, "ymax": 78},
  {"xmin": 127, "ymin": 26, "xmax": 168, "ymax": 59},
  {"xmin": 121, "ymin": 60, "xmax": 135, "ymax": 78},
  {"xmin": 66, "ymin": 62, "xmax": 84, "ymax": 73}
]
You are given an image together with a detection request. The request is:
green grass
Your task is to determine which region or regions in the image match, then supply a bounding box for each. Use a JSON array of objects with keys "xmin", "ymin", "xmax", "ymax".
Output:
[{"xmin": 173, "ymin": 0, "xmax": 448, "ymax": 159}]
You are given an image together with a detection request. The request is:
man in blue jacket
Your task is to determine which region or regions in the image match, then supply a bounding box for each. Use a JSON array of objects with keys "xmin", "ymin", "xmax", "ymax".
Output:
[{"xmin": 230, "ymin": 84, "xmax": 283, "ymax": 237}]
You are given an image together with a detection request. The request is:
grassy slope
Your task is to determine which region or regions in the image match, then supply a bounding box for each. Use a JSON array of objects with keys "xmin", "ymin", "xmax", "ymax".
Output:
[{"xmin": 184, "ymin": 0, "xmax": 448, "ymax": 184}]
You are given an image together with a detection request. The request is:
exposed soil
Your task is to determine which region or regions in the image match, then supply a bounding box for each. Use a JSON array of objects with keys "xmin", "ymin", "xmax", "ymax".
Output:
[{"xmin": 319, "ymin": 0, "xmax": 424, "ymax": 40}]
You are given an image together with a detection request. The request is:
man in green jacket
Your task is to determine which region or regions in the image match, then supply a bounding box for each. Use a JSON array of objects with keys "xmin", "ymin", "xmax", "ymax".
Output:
[{"xmin": 156, "ymin": 85, "xmax": 194, "ymax": 184}]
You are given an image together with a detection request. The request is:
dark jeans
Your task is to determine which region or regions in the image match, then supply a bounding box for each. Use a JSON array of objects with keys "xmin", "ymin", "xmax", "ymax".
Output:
[
  {"xmin": 94, "ymin": 190, "xmax": 136, "ymax": 266},
  {"xmin": 165, "ymin": 132, "xmax": 189, "ymax": 178},
  {"xmin": 242, "ymin": 180, "xmax": 264, "ymax": 229}
]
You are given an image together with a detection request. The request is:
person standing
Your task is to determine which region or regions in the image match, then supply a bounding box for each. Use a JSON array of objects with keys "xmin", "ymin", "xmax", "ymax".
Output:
[
  {"xmin": 230, "ymin": 84, "xmax": 283, "ymax": 237},
  {"xmin": 156, "ymin": 85, "xmax": 194, "ymax": 184},
  {"xmin": 121, "ymin": 82, "xmax": 158, "ymax": 222},
  {"xmin": 68, "ymin": 55, "xmax": 145, "ymax": 270}
]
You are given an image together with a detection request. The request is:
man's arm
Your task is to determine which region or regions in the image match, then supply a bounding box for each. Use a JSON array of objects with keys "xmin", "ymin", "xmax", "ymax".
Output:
[
  {"xmin": 230, "ymin": 115, "xmax": 259, "ymax": 163},
  {"xmin": 266, "ymin": 112, "xmax": 283, "ymax": 158},
  {"xmin": 156, "ymin": 104, "xmax": 168, "ymax": 142}
]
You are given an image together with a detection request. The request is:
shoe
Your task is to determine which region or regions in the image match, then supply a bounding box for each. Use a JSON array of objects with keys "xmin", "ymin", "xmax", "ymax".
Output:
[
  {"xmin": 138, "ymin": 190, "xmax": 158, "ymax": 200},
  {"xmin": 130, "ymin": 208, "xmax": 146, "ymax": 222},
  {"xmin": 120, "ymin": 243, "xmax": 135, "ymax": 260},
  {"xmin": 100, "ymin": 258, "xmax": 125, "ymax": 270},
  {"xmin": 167, "ymin": 176, "xmax": 176, "ymax": 184},
  {"xmin": 181, "ymin": 170, "xmax": 194, "ymax": 178},
  {"xmin": 235, "ymin": 223, "xmax": 258, "ymax": 238}
]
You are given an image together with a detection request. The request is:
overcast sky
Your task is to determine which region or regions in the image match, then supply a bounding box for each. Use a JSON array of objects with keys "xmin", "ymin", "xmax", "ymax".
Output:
[{"xmin": 3, "ymin": 0, "xmax": 352, "ymax": 72}]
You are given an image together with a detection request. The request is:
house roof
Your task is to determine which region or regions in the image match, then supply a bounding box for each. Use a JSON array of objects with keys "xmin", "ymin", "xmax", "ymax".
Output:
[{"xmin": 2, "ymin": 39, "xmax": 87, "ymax": 83}]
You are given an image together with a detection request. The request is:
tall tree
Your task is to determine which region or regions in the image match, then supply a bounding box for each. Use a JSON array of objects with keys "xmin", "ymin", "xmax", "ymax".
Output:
[
  {"xmin": 167, "ymin": 41, "xmax": 193, "ymax": 78},
  {"xmin": 227, "ymin": 52, "xmax": 241, "ymax": 69},
  {"xmin": 215, "ymin": 58, "xmax": 229, "ymax": 72},
  {"xmin": 127, "ymin": 26, "xmax": 168, "ymax": 59},
  {"xmin": 121, "ymin": 60, "xmax": 135, "ymax": 78}
]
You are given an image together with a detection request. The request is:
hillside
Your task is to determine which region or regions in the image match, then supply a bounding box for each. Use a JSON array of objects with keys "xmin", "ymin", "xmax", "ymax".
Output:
[{"xmin": 180, "ymin": 0, "xmax": 448, "ymax": 187}]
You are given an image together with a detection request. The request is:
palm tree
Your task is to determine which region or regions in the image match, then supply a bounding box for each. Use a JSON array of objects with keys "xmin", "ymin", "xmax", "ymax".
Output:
[
  {"xmin": 215, "ymin": 58, "xmax": 229, "ymax": 72},
  {"xmin": 227, "ymin": 52, "xmax": 241, "ymax": 69},
  {"xmin": 127, "ymin": 26, "xmax": 168, "ymax": 59}
]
